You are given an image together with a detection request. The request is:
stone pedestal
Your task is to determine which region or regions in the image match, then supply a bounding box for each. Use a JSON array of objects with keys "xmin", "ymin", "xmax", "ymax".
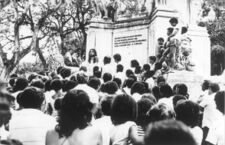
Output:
[
  {"xmin": 86, "ymin": 2, "xmax": 211, "ymax": 76},
  {"xmin": 86, "ymin": 18, "xmax": 151, "ymax": 67}
]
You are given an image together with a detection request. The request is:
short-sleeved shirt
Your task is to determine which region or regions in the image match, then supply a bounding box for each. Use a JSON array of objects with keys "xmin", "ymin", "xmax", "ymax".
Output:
[
  {"xmin": 9, "ymin": 109, "xmax": 57, "ymax": 145},
  {"xmin": 110, "ymin": 121, "xmax": 137, "ymax": 145}
]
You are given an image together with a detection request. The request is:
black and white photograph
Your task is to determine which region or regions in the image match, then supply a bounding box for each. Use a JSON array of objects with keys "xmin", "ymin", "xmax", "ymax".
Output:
[{"xmin": 0, "ymin": 0, "xmax": 224, "ymax": 145}]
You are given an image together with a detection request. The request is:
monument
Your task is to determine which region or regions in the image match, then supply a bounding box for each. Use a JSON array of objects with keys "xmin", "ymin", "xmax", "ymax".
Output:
[{"xmin": 86, "ymin": 0, "xmax": 212, "ymax": 97}]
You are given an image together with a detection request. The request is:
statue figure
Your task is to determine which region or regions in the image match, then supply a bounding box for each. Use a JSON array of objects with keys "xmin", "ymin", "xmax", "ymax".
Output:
[
  {"xmin": 92, "ymin": 0, "xmax": 119, "ymax": 21},
  {"xmin": 177, "ymin": 27, "xmax": 195, "ymax": 71},
  {"xmin": 106, "ymin": 0, "xmax": 119, "ymax": 22},
  {"xmin": 117, "ymin": 0, "xmax": 139, "ymax": 17},
  {"xmin": 92, "ymin": 0, "xmax": 109, "ymax": 19}
]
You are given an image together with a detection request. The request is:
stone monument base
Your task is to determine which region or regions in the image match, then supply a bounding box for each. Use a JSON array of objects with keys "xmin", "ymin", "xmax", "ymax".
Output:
[{"xmin": 166, "ymin": 71, "xmax": 204, "ymax": 101}]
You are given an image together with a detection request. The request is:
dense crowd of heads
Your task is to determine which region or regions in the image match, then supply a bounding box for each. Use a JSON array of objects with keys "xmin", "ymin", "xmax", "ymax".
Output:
[{"xmin": 0, "ymin": 50, "xmax": 224, "ymax": 145}]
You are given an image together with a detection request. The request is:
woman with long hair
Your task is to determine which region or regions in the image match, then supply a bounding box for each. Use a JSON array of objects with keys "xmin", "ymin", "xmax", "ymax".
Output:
[{"xmin": 46, "ymin": 90, "xmax": 102, "ymax": 145}]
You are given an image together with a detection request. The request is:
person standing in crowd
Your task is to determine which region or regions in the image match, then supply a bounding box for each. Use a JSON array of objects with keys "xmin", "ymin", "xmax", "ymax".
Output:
[
  {"xmin": 110, "ymin": 94, "xmax": 143, "ymax": 145},
  {"xmin": 206, "ymin": 91, "xmax": 225, "ymax": 145},
  {"xmin": 156, "ymin": 37, "xmax": 165, "ymax": 58},
  {"xmin": 93, "ymin": 97, "xmax": 113, "ymax": 145},
  {"xmin": 9, "ymin": 88, "xmax": 57, "ymax": 145},
  {"xmin": 199, "ymin": 83, "xmax": 220, "ymax": 144},
  {"xmin": 175, "ymin": 100, "xmax": 203, "ymax": 145},
  {"xmin": 102, "ymin": 56, "xmax": 115, "ymax": 75},
  {"xmin": 46, "ymin": 90, "xmax": 103, "ymax": 145}
]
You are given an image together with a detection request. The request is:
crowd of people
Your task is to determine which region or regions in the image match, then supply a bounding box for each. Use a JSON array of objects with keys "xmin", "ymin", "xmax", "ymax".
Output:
[{"xmin": 0, "ymin": 50, "xmax": 224, "ymax": 145}]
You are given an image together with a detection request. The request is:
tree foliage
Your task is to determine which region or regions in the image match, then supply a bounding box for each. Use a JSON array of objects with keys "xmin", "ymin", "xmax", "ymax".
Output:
[{"xmin": 0, "ymin": 0, "xmax": 94, "ymax": 77}]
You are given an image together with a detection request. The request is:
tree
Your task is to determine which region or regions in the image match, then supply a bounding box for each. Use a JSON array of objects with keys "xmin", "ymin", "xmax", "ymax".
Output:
[
  {"xmin": 0, "ymin": 0, "xmax": 64, "ymax": 78},
  {"xmin": 44, "ymin": 0, "xmax": 94, "ymax": 56},
  {"xmin": 200, "ymin": 0, "xmax": 225, "ymax": 75}
]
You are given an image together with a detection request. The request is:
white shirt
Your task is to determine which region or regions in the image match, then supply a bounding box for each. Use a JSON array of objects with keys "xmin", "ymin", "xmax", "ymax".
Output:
[
  {"xmin": 0, "ymin": 125, "xmax": 9, "ymax": 140},
  {"xmin": 110, "ymin": 121, "xmax": 137, "ymax": 145},
  {"xmin": 75, "ymin": 84, "xmax": 99, "ymax": 104},
  {"xmin": 9, "ymin": 109, "xmax": 57, "ymax": 145},
  {"xmin": 102, "ymin": 64, "xmax": 115, "ymax": 76},
  {"xmin": 132, "ymin": 93, "xmax": 142, "ymax": 102},
  {"xmin": 199, "ymin": 93, "xmax": 220, "ymax": 128},
  {"xmin": 206, "ymin": 114, "xmax": 225, "ymax": 145},
  {"xmin": 190, "ymin": 126, "xmax": 203, "ymax": 145},
  {"xmin": 93, "ymin": 116, "xmax": 112, "ymax": 145}
]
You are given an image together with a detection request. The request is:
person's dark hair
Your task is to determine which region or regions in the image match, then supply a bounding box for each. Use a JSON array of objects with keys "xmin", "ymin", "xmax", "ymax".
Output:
[
  {"xmin": 111, "ymin": 94, "xmax": 137, "ymax": 125},
  {"xmin": 169, "ymin": 17, "xmax": 178, "ymax": 25},
  {"xmin": 155, "ymin": 63, "xmax": 162, "ymax": 71},
  {"xmin": 79, "ymin": 66, "xmax": 87, "ymax": 72},
  {"xmin": 103, "ymin": 73, "xmax": 112, "ymax": 83},
  {"xmin": 103, "ymin": 56, "xmax": 111, "ymax": 65},
  {"xmin": 10, "ymin": 74, "xmax": 18, "ymax": 78},
  {"xmin": 167, "ymin": 27, "xmax": 174, "ymax": 35},
  {"xmin": 56, "ymin": 90, "xmax": 93, "ymax": 137},
  {"xmin": 152, "ymin": 86, "xmax": 161, "ymax": 100},
  {"xmin": 137, "ymin": 98, "xmax": 155, "ymax": 127},
  {"xmin": 104, "ymin": 81, "xmax": 118, "ymax": 95},
  {"xmin": 88, "ymin": 49, "xmax": 98, "ymax": 63},
  {"xmin": 173, "ymin": 83, "xmax": 180, "ymax": 95},
  {"xmin": 159, "ymin": 84, "xmax": 173, "ymax": 98},
  {"xmin": 131, "ymin": 59, "xmax": 139, "ymax": 68},
  {"xmin": 93, "ymin": 66, "xmax": 100, "ymax": 74},
  {"xmin": 181, "ymin": 27, "xmax": 188, "ymax": 34},
  {"xmin": 51, "ymin": 79, "xmax": 63, "ymax": 92},
  {"xmin": 45, "ymin": 80, "xmax": 52, "ymax": 92},
  {"xmin": 113, "ymin": 78, "xmax": 122, "ymax": 88},
  {"xmin": 60, "ymin": 68, "xmax": 71, "ymax": 79},
  {"xmin": 142, "ymin": 93, "xmax": 157, "ymax": 104},
  {"xmin": 176, "ymin": 84, "xmax": 189, "ymax": 98},
  {"xmin": 145, "ymin": 120, "xmax": 197, "ymax": 145},
  {"xmin": 126, "ymin": 69, "xmax": 134, "ymax": 78},
  {"xmin": 54, "ymin": 98, "xmax": 62, "ymax": 111},
  {"xmin": 57, "ymin": 66, "xmax": 64, "ymax": 74},
  {"xmin": 209, "ymin": 83, "xmax": 220, "ymax": 93},
  {"xmin": 123, "ymin": 78, "xmax": 135, "ymax": 89},
  {"xmin": 172, "ymin": 95, "xmax": 187, "ymax": 108},
  {"xmin": 149, "ymin": 56, "xmax": 157, "ymax": 63},
  {"xmin": 175, "ymin": 100, "xmax": 200, "ymax": 128},
  {"xmin": 157, "ymin": 37, "xmax": 164, "ymax": 42},
  {"xmin": 17, "ymin": 87, "xmax": 44, "ymax": 109},
  {"xmin": 14, "ymin": 78, "xmax": 28, "ymax": 92},
  {"xmin": 70, "ymin": 75, "xmax": 77, "ymax": 82},
  {"xmin": 101, "ymin": 97, "xmax": 113, "ymax": 116},
  {"xmin": 63, "ymin": 81, "xmax": 77, "ymax": 92},
  {"xmin": 30, "ymin": 80, "xmax": 44, "ymax": 89},
  {"xmin": 134, "ymin": 66, "xmax": 142, "ymax": 74},
  {"xmin": 116, "ymin": 64, "xmax": 124, "ymax": 73},
  {"xmin": 129, "ymin": 74, "xmax": 137, "ymax": 82},
  {"xmin": 94, "ymin": 71, "xmax": 102, "ymax": 78},
  {"xmin": 113, "ymin": 53, "xmax": 121, "ymax": 63},
  {"xmin": 144, "ymin": 71, "xmax": 155, "ymax": 80},
  {"xmin": 131, "ymin": 82, "xmax": 146, "ymax": 95},
  {"xmin": 88, "ymin": 77, "xmax": 101, "ymax": 90},
  {"xmin": 143, "ymin": 64, "xmax": 150, "ymax": 72},
  {"xmin": 157, "ymin": 76, "xmax": 166, "ymax": 86},
  {"xmin": 146, "ymin": 103, "xmax": 175, "ymax": 123},
  {"xmin": 76, "ymin": 74, "xmax": 88, "ymax": 84},
  {"xmin": 9, "ymin": 78, "xmax": 15, "ymax": 87},
  {"xmin": 28, "ymin": 74, "xmax": 37, "ymax": 83},
  {"xmin": 201, "ymin": 80, "xmax": 210, "ymax": 91},
  {"xmin": 214, "ymin": 91, "xmax": 225, "ymax": 114}
]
